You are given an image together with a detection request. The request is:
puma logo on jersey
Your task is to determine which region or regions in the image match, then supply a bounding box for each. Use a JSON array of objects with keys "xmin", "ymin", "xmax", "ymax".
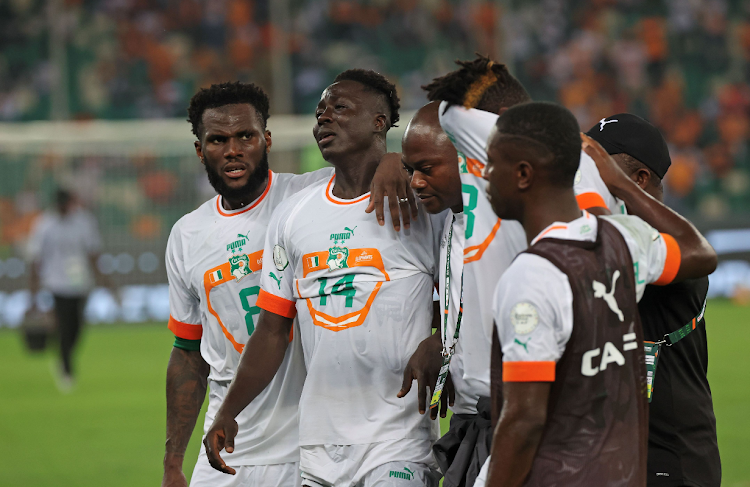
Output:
[
  {"xmin": 270, "ymin": 271, "xmax": 283, "ymax": 289},
  {"xmin": 514, "ymin": 337, "xmax": 531, "ymax": 353},
  {"xmin": 599, "ymin": 118, "xmax": 618, "ymax": 131},
  {"xmin": 593, "ymin": 270, "xmax": 624, "ymax": 322},
  {"xmin": 330, "ymin": 226, "xmax": 356, "ymax": 244},
  {"xmin": 581, "ymin": 333, "xmax": 638, "ymax": 376},
  {"xmin": 389, "ymin": 467, "xmax": 414, "ymax": 480}
]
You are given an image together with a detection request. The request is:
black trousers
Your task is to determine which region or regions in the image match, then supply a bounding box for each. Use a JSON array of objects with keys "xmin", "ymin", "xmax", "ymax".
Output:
[{"xmin": 52, "ymin": 295, "xmax": 86, "ymax": 376}]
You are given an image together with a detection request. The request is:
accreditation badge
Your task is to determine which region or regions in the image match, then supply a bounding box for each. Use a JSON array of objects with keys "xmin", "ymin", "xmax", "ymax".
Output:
[{"xmin": 644, "ymin": 341, "xmax": 661, "ymax": 403}]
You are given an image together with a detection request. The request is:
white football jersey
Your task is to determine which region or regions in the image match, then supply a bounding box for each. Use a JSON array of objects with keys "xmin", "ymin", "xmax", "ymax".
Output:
[
  {"xmin": 437, "ymin": 102, "xmax": 626, "ymax": 413},
  {"xmin": 165, "ymin": 168, "xmax": 332, "ymax": 466},
  {"xmin": 257, "ymin": 175, "xmax": 443, "ymax": 448},
  {"xmin": 493, "ymin": 212, "xmax": 680, "ymax": 382},
  {"xmin": 438, "ymin": 102, "xmax": 527, "ymax": 414}
]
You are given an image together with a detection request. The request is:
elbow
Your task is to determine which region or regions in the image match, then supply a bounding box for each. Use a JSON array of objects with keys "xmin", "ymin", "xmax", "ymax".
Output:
[
  {"xmin": 693, "ymin": 241, "xmax": 718, "ymax": 277},
  {"xmin": 677, "ymin": 244, "xmax": 718, "ymax": 282}
]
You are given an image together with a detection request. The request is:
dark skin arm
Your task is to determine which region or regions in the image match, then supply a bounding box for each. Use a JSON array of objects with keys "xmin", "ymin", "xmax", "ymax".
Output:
[
  {"xmin": 582, "ymin": 134, "xmax": 718, "ymax": 281},
  {"xmin": 163, "ymin": 347, "xmax": 209, "ymax": 487},
  {"xmin": 367, "ymin": 152, "xmax": 419, "ymax": 231},
  {"xmin": 397, "ymin": 301, "xmax": 454, "ymax": 419},
  {"xmin": 203, "ymin": 310, "xmax": 293, "ymax": 475},
  {"xmin": 486, "ymin": 382, "xmax": 551, "ymax": 487}
]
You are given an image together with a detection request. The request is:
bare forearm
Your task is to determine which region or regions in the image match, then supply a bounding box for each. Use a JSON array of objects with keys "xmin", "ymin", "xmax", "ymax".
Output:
[
  {"xmin": 487, "ymin": 415, "xmax": 545, "ymax": 486},
  {"xmin": 165, "ymin": 348, "xmax": 209, "ymax": 462},
  {"xmin": 609, "ymin": 179, "xmax": 717, "ymax": 279},
  {"xmin": 216, "ymin": 312, "xmax": 291, "ymax": 420}
]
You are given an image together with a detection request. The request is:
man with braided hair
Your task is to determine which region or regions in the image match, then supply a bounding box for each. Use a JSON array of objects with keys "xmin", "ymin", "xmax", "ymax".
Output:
[{"xmin": 398, "ymin": 55, "xmax": 621, "ymax": 487}]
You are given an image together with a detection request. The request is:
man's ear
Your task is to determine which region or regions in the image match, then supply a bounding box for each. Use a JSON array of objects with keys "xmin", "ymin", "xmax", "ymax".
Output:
[
  {"xmin": 517, "ymin": 160, "xmax": 534, "ymax": 190},
  {"xmin": 194, "ymin": 141, "xmax": 205, "ymax": 165},
  {"xmin": 633, "ymin": 168, "xmax": 651, "ymax": 191},
  {"xmin": 374, "ymin": 113, "xmax": 388, "ymax": 134},
  {"xmin": 265, "ymin": 130, "xmax": 272, "ymax": 152}
]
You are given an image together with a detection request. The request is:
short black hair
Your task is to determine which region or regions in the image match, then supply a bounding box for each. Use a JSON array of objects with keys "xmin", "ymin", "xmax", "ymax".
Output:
[
  {"xmin": 333, "ymin": 69, "xmax": 400, "ymax": 128},
  {"xmin": 495, "ymin": 102, "xmax": 581, "ymax": 187},
  {"xmin": 187, "ymin": 81, "xmax": 270, "ymax": 139},
  {"xmin": 422, "ymin": 54, "xmax": 531, "ymax": 114}
]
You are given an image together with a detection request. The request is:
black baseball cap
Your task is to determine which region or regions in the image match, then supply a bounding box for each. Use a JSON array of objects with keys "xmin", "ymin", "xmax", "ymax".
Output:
[{"xmin": 584, "ymin": 113, "xmax": 671, "ymax": 179}]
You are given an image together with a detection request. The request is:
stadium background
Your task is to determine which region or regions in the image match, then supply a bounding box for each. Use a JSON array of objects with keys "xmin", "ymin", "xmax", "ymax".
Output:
[{"xmin": 0, "ymin": 0, "xmax": 748, "ymax": 485}]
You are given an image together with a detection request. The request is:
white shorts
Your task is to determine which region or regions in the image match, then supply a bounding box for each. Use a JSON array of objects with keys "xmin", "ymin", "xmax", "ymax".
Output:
[
  {"xmin": 472, "ymin": 457, "xmax": 490, "ymax": 487},
  {"xmin": 190, "ymin": 452, "xmax": 302, "ymax": 487},
  {"xmin": 299, "ymin": 439, "xmax": 439, "ymax": 487}
]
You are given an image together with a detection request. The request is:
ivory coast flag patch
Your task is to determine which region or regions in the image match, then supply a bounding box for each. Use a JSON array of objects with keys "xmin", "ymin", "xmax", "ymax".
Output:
[{"xmin": 208, "ymin": 269, "xmax": 224, "ymax": 283}]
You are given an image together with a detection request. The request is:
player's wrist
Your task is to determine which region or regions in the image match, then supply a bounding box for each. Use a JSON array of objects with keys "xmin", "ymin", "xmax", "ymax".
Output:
[{"xmin": 163, "ymin": 452, "xmax": 185, "ymax": 469}]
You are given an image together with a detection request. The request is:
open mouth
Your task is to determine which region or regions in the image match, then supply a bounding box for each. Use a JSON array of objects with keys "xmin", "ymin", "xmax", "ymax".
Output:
[
  {"xmin": 317, "ymin": 132, "xmax": 336, "ymax": 146},
  {"xmin": 223, "ymin": 164, "xmax": 247, "ymax": 179}
]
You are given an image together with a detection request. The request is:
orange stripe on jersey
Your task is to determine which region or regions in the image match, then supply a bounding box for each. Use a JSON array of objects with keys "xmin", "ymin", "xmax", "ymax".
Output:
[
  {"xmin": 503, "ymin": 361, "xmax": 556, "ymax": 382},
  {"xmin": 203, "ymin": 262, "xmax": 245, "ymax": 353},
  {"xmin": 464, "ymin": 219, "xmax": 501, "ymax": 263},
  {"xmin": 168, "ymin": 316, "xmax": 202, "ymax": 340},
  {"xmin": 257, "ymin": 289, "xmax": 298, "ymax": 318},
  {"xmin": 302, "ymin": 248, "xmax": 390, "ymax": 280},
  {"xmin": 325, "ymin": 175, "xmax": 370, "ymax": 205},
  {"xmin": 245, "ymin": 249, "xmax": 264, "ymax": 273},
  {"xmin": 303, "ymin": 251, "xmax": 329, "ymax": 277},
  {"xmin": 216, "ymin": 171, "xmax": 273, "ymax": 216},
  {"xmin": 535, "ymin": 225, "xmax": 569, "ymax": 242},
  {"xmin": 653, "ymin": 233, "xmax": 681, "ymax": 286},
  {"xmin": 466, "ymin": 157, "xmax": 485, "ymax": 177},
  {"xmin": 302, "ymin": 281, "xmax": 384, "ymax": 332},
  {"xmin": 576, "ymin": 192, "xmax": 608, "ymax": 211},
  {"xmin": 298, "ymin": 248, "xmax": 389, "ymax": 332}
]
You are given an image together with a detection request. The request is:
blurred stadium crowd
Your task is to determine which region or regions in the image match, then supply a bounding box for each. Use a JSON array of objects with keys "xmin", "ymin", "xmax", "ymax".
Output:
[{"xmin": 2, "ymin": 0, "xmax": 750, "ymax": 322}]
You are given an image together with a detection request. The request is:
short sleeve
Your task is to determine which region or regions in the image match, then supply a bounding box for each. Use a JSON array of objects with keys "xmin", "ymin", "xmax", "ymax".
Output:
[
  {"xmin": 257, "ymin": 203, "xmax": 298, "ymax": 319},
  {"xmin": 574, "ymin": 152, "xmax": 616, "ymax": 212},
  {"xmin": 282, "ymin": 167, "xmax": 334, "ymax": 196},
  {"xmin": 165, "ymin": 224, "xmax": 202, "ymax": 340},
  {"xmin": 438, "ymin": 101, "xmax": 498, "ymax": 164},
  {"xmin": 602, "ymin": 215, "xmax": 680, "ymax": 298},
  {"xmin": 493, "ymin": 254, "xmax": 573, "ymax": 382}
]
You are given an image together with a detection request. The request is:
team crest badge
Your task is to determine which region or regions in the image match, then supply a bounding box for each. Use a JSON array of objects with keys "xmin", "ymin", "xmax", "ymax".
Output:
[
  {"xmin": 457, "ymin": 151, "xmax": 468, "ymax": 175},
  {"xmin": 229, "ymin": 254, "xmax": 251, "ymax": 281},
  {"xmin": 327, "ymin": 246, "xmax": 349, "ymax": 271}
]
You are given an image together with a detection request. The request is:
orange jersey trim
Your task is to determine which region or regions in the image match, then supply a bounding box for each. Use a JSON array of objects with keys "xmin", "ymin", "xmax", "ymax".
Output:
[
  {"xmin": 300, "ymin": 280, "xmax": 384, "ymax": 332},
  {"xmin": 653, "ymin": 233, "xmax": 681, "ymax": 286},
  {"xmin": 503, "ymin": 361, "xmax": 556, "ymax": 382},
  {"xmin": 168, "ymin": 316, "xmax": 202, "ymax": 341},
  {"xmin": 257, "ymin": 289, "xmax": 297, "ymax": 318},
  {"xmin": 298, "ymin": 248, "xmax": 389, "ymax": 331},
  {"xmin": 204, "ymin": 263, "xmax": 245, "ymax": 353},
  {"xmin": 464, "ymin": 219, "xmax": 501, "ymax": 263},
  {"xmin": 216, "ymin": 171, "xmax": 273, "ymax": 216},
  {"xmin": 302, "ymin": 248, "xmax": 389, "ymax": 279},
  {"xmin": 465, "ymin": 157, "xmax": 485, "ymax": 177},
  {"xmin": 576, "ymin": 192, "xmax": 608, "ymax": 211},
  {"xmin": 535, "ymin": 224, "xmax": 569, "ymax": 242},
  {"xmin": 325, "ymin": 175, "xmax": 370, "ymax": 205}
]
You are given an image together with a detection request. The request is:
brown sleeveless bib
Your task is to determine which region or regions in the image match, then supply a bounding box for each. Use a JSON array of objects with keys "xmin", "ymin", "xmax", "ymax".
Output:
[{"xmin": 492, "ymin": 218, "xmax": 648, "ymax": 486}]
